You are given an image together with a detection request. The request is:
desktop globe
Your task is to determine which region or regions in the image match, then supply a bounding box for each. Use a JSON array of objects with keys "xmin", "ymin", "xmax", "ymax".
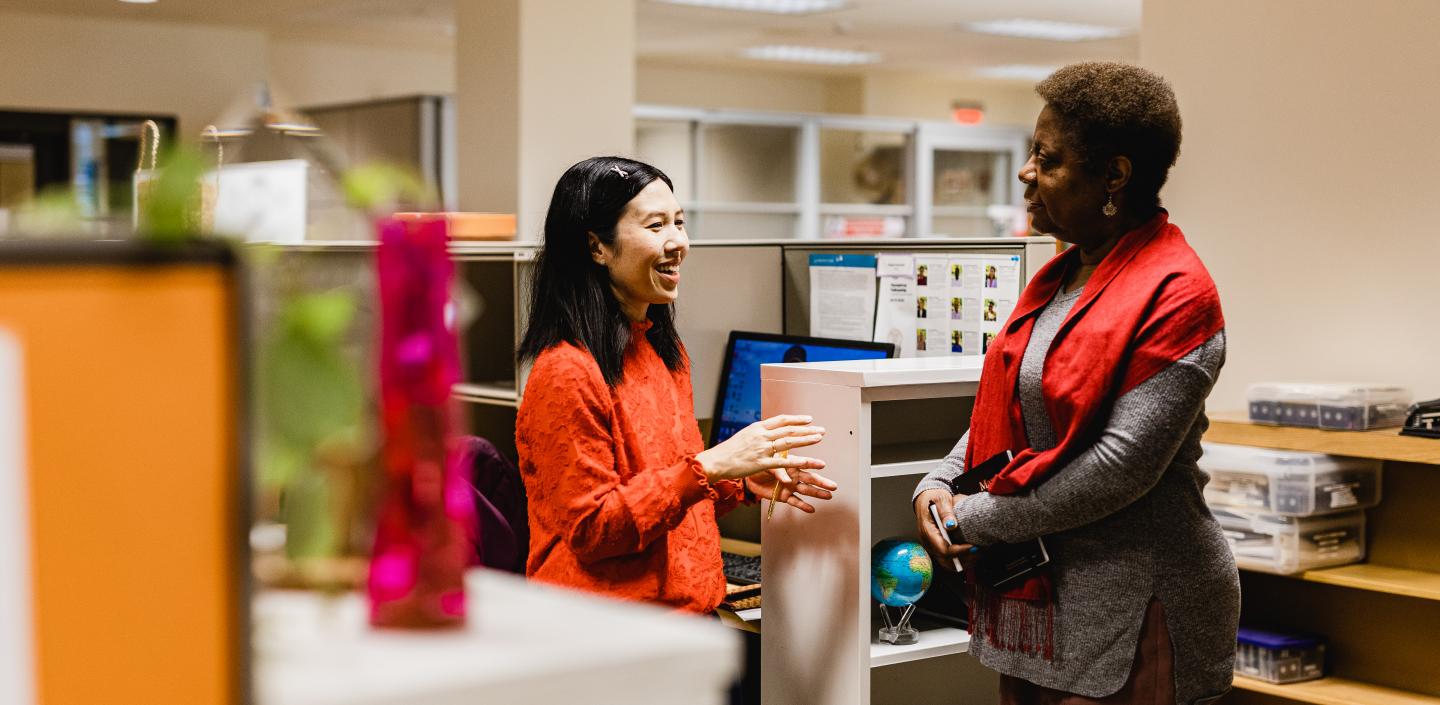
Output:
[{"xmin": 871, "ymin": 538, "xmax": 932, "ymax": 645}]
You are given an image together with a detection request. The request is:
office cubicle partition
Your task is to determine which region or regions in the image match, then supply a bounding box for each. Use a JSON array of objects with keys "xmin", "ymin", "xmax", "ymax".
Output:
[{"xmin": 0, "ymin": 241, "xmax": 249, "ymax": 705}]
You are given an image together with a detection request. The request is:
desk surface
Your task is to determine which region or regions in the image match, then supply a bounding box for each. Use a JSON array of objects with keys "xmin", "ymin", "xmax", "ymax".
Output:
[{"xmin": 255, "ymin": 569, "xmax": 741, "ymax": 705}]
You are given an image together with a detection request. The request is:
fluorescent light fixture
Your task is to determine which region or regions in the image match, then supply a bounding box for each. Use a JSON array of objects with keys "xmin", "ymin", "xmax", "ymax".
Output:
[
  {"xmin": 653, "ymin": 0, "xmax": 845, "ymax": 14},
  {"xmin": 741, "ymin": 45, "xmax": 880, "ymax": 66},
  {"xmin": 973, "ymin": 64, "xmax": 1062, "ymax": 81},
  {"xmin": 964, "ymin": 19, "xmax": 1129, "ymax": 42}
]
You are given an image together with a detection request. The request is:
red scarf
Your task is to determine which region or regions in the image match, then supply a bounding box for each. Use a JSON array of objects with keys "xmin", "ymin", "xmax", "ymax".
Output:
[{"xmin": 964, "ymin": 211, "xmax": 1223, "ymax": 658}]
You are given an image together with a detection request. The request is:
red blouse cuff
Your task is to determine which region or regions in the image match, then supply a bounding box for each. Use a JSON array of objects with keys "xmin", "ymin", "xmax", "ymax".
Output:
[
  {"xmin": 736, "ymin": 479, "xmax": 758, "ymax": 505},
  {"xmin": 672, "ymin": 454, "xmax": 718, "ymax": 506}
]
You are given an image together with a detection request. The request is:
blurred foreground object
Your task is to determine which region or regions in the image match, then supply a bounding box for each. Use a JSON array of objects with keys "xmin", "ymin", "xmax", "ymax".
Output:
[
  {"xmin": 0, "ymin": 239, "xmax": 247, "ymax": 705},
  {"xmin": 254, "ymin": 274, "xmax": 374, "ymax": 591},
  {"xmin": 256, "ymin": 570, "xmax": 741, "ymax": 705},
  {"xmin": 368, "ymin": 215, "xmax": 473, "ymax": 628},
  {"xmin": 395, "ymin": 212, "xmax": 515, "ymax": 241}
]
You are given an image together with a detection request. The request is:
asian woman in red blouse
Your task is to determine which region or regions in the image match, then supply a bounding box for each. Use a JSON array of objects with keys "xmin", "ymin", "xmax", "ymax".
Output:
[{"xmin": 516, "ymin": 156, "xmax": 837, "ymax": 614}]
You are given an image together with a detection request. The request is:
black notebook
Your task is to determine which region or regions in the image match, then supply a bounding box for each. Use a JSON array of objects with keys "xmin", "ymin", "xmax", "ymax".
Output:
[{"xmin": 949, "ymin": 451, "xmax": 1051, "ymax": 590}]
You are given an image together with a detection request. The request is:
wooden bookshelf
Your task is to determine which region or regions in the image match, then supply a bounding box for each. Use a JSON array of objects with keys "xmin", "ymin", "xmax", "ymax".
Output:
[
  {"xmin": 1204, "ymin": 413, "xmax": 1440, "ymax": 465},
  {"xmin": 1295, "ymin": 564, "xmax": 1440, "ymax": 602},
  {"xmin": 1232, "ymin": 675, "xmax": 1440, "ymax": 705}
]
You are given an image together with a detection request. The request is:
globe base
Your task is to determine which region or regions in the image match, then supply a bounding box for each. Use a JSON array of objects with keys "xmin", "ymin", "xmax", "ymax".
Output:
[
  {"xmin": 878, "ymin": 624, "xmax": 920, "ymax": 645},
  {"xmin": 877, "ymin": 602, "xmax": 920, "ymax": 645}
]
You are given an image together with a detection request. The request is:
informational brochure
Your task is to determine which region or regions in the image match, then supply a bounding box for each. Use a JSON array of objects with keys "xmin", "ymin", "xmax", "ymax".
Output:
[
  {"xmin": 873, "ymin": 254, "xmax": 915, "ymax": 356},
  {"xmin": 808, "ymin": 254, "xmax": 878, "ymax": 341}
]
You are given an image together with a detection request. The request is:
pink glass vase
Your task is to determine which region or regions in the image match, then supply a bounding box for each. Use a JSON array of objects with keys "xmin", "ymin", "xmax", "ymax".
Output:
[{"xmin": 368, "ymin": 215, "xmax": 474, "ymax": 628}]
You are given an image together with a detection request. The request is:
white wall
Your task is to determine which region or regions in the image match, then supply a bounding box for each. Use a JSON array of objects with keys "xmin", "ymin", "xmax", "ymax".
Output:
[
  {"xmin": 0, "ymin": 11, "xmax": 267, "ymax": 139},
  {"xmin": 1141, "ymin": 0, "xmax": 1440, "ymax": 408}
]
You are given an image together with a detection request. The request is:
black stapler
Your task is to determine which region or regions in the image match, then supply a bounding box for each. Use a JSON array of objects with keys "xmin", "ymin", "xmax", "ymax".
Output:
[{"xmin": 1400, "ymin": 399, "xmax": 1440, "ymax": 439}]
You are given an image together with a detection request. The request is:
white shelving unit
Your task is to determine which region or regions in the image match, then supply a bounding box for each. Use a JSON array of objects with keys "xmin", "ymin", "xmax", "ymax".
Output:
[
  {"xmin": 635, "ymin": 105, "xmax": 1030, "ymax": 240},
  {"xmin": 760, "ymin": 356, "xmax": 983, "ymax": 705}
]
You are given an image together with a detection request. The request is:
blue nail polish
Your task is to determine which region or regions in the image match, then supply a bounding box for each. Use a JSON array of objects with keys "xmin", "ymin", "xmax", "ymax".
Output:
[
  {"xmin": 944, "ymin": 519, "xmax": 956, "ymax": 529},
  {"xmin": 969, "ymin": 546, "xmax": 981, "ymax": 554}
]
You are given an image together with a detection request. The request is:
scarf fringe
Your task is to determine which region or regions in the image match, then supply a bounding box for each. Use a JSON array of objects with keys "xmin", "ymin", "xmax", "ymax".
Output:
[{"xmin": 971, "ymin": 582, "xmax": 1054, "ymax": 661}]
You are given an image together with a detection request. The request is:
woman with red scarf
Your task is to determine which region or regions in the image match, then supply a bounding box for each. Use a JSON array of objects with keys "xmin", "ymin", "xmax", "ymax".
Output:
[{"xmin": 913, "ymin": 63, "xmax": 1238, "ymax": 705}]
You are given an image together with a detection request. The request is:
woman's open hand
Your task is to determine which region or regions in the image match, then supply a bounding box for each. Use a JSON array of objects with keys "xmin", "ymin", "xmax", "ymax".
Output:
[
  {"xmin": 745, "ymin": 467, "xmax": 838, "ymax": 514},
  {"xmin": 696, "ymin": 414, "xmax": 827, "ymax": 483}
]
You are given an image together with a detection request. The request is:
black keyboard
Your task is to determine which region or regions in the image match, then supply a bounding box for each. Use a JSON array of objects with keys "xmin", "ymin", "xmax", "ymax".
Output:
[{"xmin": 722, "ymin": 551, "xmax": 761, "ymax": 585}]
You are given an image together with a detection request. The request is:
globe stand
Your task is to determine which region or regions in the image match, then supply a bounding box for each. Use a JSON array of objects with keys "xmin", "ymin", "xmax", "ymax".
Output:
[{"xmin": 877, "ymin": 603, "xmax": 919, "ymax": 645}]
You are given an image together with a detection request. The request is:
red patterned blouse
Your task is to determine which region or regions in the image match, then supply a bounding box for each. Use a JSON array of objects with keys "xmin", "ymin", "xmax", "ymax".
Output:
[{"xmin": 516, "ymin": 322, "xmax": 748, "ymax": 613}]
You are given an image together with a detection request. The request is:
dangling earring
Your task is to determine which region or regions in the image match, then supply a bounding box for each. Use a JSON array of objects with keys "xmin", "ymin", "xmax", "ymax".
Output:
[{"xmin": 1102, "ymin": 193, "xmax": 1118, "ymax": 217}]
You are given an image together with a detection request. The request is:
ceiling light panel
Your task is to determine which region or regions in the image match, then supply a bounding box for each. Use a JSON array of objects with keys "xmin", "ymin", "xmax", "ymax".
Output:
[
  {"xmin": 964, "ymin": 19, "xmax": 1129, "ymax": 42},
  {"xmin": 741, "ymin": 45, "xmax": 880, "ymax": 66},
  {"xmin": 653, "ymin": 0, "xmax": 846, "ymax": 15},
  {"xmin": 972, "ymin": 64, "xmax": 1062, "ymax": 82}
]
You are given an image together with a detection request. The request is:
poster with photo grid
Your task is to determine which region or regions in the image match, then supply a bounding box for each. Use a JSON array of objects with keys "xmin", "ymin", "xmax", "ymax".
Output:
[{"xmin": 873, "ymin": 252, "xmax": 1022, "ymax": 358}]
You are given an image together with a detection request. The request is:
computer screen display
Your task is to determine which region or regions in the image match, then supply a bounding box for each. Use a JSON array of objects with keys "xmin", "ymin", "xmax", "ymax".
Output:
[{"xmin": 709, "ymin": 331, "xmax": 894, "ymax": 446}]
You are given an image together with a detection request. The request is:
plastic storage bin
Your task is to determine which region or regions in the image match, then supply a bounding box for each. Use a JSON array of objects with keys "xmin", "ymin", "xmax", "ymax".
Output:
[
  {"xmin": 1235, "ymin": 627, "xmax": 1326, "ymax": 684},
  {"xmin": 1212, "ymin": 507, "xmax": 1365, "ymax": 575},
  {"xmin": 1247, "ymin": 383, "xmax": 1412, "ymax": 430},
  {"xmin": 1199, "ymin": 442, "xmax": 1382, "ymax": 516}
]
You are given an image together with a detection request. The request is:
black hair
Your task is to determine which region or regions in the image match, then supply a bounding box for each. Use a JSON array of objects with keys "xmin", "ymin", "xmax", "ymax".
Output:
[
  {"xmin": 1036, "ymin": 62, "xmax": 1182, "ymax": 212},
  {"xmin": 517, "ymin": 156, "xmax": 684, "ymax": 386}
]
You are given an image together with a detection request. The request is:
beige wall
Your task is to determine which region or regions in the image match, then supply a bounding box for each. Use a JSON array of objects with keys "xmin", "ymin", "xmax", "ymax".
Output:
[
  {"xmin": 268, "ymin": 39, "xmax": 454, "ymax": 109},
  {"xmin": 456, "ymin": 0, "xmax": 635, "ymax": 237},
  {"xmin": 861, "ymin": 73, "xmax": 1042, "ymax": 128},
  {"xmin": 637, "ymin": 62, "xmax": 1042, "ymax": 129},
  {"xmin": 638, "ymin": 61, "xmax": 863, "ymax": 114},
  {"xmin": 0, "ymin": 11, "xmax": 456, "ymax": 140},
  {"xmin": 1142, "ymin": 0, "xmax": 1440, "ymax": 408},
  {"xmin": 0, "ymin": 11, "xmax": 267, "ymax": 139}
]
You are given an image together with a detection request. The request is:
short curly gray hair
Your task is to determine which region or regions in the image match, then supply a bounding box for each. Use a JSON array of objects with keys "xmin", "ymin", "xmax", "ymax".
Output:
[{"xmin": 1036, "ymin": 62, "xmax": 1182, "ymax": 210}]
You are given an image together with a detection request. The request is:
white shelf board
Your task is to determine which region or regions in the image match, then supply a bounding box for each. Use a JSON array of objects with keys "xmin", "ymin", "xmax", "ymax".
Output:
[
  {"xmin": 453, "ymin": 382, "xmax": 519, "ymax": 408},
  {"xmin": 762, "ymin": 355, "xmax": 983, "ymax": 389},
  {"xmin": 871, "ymin": 457, "xmax": 945, "ymax": 479},
  {"xmin": 817, "ymin": 204, "xmax": 915, "ymax": 217},
  {"xmin": 870, "ymin": 626, "xmax": 970, "ymax": 668}
]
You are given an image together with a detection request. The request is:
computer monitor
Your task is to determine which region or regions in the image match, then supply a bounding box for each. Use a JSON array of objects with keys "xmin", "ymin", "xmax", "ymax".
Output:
[{"xmin": 709, "ymin": 331, "xmax": 894, "ymax": 447}]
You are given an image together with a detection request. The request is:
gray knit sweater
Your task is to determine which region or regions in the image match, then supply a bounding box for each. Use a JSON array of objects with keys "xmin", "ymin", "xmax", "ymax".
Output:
[{"xmin": 913, "ymin": 285, "xmax": 1238, "ymax": 705}]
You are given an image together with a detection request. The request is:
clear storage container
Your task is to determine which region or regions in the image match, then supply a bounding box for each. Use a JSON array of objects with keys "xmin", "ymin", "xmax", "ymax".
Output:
[
  {"xmin": 1236, "ymin": 627, "xmax": 1326, "ymax": 684},
  {"xmin": 1247, "ymin": 383, "xmax": 1412, "ymax": 430},
  {"xmin": 1199, "ymin": 442, "xmax": 1382, "ymax": 516},
  {"xmin": 1211, "ymin": 507, "xmax": 1365, "ymax": 574}
]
